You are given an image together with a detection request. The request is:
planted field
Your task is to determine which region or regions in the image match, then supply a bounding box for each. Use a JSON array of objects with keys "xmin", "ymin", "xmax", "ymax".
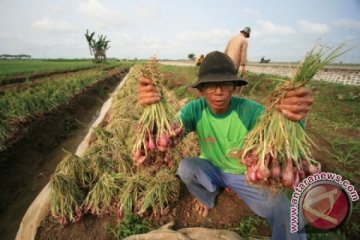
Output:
[
  {"xmin": 0, "ymin": 59, "xmax": 125, "ymax": 84},
  {"xmin": 0, "ymin": 61, "xmax": 133, "ymax": 151},
  {"xmin": 0, "ymin": 61, "xmax": 132, "ymax": 239},
  {"xmin": 28, "ymin": 64, "xmax": 360, "ymax": 240}
]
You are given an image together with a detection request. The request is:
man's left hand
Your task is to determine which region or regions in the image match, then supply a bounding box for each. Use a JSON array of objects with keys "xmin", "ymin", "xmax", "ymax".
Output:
[{"xmin": 276, "ymin": 87, "xmax": 314, "ymax": 121}]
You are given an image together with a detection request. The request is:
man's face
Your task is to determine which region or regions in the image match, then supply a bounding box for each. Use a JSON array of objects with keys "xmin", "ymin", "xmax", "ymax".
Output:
[{"xmin": 198, "ymin": 82, "xmax": 235, "ymax": 114}]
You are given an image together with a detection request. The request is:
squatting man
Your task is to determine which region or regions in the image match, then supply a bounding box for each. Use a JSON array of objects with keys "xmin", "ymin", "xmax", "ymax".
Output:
[{"xmin": 138, "ymin": 51, "xmax": 313, "ymax": 240}]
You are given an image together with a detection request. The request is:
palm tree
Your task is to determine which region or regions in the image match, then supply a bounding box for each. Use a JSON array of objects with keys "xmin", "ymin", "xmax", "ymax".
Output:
[
  {"xmin": 85, "ymin": 29, "xmax": 95, "ymax": 55},
  {"xmin": 84, "ymin": 30, "xmax": 110, "ymax": 63}
]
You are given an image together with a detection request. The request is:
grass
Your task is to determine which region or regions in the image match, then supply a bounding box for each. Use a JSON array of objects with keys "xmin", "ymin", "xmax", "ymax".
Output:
[
  {"xmin": 325, "ymin": 142, "xmax": 360, "ymax": 167},
  {"xmin": 105, "ymin": 213, "xmax": 153, "ymax": 239},
  {"xmin": 309, "ymin": 81, "xmax": 360, "ymax": 125},
  {"xmin": 229, "ymin": 215, "xmax": 269, "ymax": 238},
  {"xmin": 305, "ymin": 224, "xmax": 350, "ymax": 240}
]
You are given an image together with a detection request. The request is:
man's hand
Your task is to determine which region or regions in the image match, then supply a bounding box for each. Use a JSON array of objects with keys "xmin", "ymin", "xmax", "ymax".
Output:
[
  {"xmin": 138, "ymin": 77, "xmax": 161, "ymax": 107},
  {"xmin": 276, "ymin": 87, "xmax": 314, "ymax": 121}
]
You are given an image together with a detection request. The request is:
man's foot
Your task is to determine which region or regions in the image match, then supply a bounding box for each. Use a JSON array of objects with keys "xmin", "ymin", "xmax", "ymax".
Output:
[{"xmin": 193, "ymin": 198, "xmax": 209, "ymax": 217}]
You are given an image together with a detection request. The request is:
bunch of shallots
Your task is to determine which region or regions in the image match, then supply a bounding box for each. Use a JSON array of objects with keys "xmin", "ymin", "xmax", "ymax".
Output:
[
  {"xmin": 132, "ymin": 59, "xmax": 183, "ymax": 167},
  {"xmin": 241, "ymin": 44, "xmax": 350, "ymax": 189}
]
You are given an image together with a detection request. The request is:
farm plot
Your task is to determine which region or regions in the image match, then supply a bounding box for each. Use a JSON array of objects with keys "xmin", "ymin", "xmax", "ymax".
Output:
[
  {"xmin": 0, "ymin": 63, "xmax": 133, "ymax": 151},
  {"xmin": 0, "ymin": 63, "xmax": 131, "ymax": 239},
  {"xmin": 0, "ymin": 59, "xmax": 124, "ymax": 84},
  {"xmin": 31, "ymin": 65, "xmax": 360, "ymax": 240}
]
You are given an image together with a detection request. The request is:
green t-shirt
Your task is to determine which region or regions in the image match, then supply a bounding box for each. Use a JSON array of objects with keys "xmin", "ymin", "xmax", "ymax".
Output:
[{"xmin": 179, "ymin": 96, "xmax": 264, "ymax": 174}]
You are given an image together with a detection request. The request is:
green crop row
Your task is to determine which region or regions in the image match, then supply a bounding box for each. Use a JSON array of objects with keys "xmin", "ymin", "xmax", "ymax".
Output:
[
  {"xmin": 0, "ymin": 59, "xmax": 126, "ymax": 82},
  {"xmin": 0, "ymin": 68, "xmax": 109, "ymax": 151}
]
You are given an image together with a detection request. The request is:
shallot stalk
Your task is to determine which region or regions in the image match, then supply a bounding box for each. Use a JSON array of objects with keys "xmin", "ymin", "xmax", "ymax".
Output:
[
  {"xmin": 132, "ymin": 58, "xmax": 183, "ymax": 167},
  {"xmin": 241, "ymin": 44, "xmax": 351, "ymax": 189},
  {"xmin": 50, "ymin": 173, "xmax": 84, "ymax": 224}
]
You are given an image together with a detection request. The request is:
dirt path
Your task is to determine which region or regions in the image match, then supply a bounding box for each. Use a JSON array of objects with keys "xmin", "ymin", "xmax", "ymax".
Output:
[{"xmin": 0, "ymin": 68, "xmax": 129, "ymax": 240}]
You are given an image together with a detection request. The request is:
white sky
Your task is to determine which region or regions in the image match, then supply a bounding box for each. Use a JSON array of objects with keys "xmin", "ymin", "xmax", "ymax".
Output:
[{"xmin": 1, "ymin": 0, "xmax": 360, "ymax": 63}]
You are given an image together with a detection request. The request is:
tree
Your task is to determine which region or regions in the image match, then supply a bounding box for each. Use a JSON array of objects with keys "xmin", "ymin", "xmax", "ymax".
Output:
[
  {"xmin": 188, "ymin": 53, "xmax": 195, "ymax": 60},
  {"xmin": 0, "ymin": 54, "xmax": 31, "ymax": 59},
  {"xmin": 84, "ymin": 30, "xmax": 111, "ymax": 63}
]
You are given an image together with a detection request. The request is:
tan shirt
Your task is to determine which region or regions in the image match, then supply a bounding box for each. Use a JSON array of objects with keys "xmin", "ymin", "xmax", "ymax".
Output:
[{"xmin": 224, "ymin": 33, "xmax": 248, "ymax": 70}]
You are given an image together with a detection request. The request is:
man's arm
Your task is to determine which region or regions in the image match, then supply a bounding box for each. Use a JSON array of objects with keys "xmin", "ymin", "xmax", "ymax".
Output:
[
  {"xmin": 224, "ymin": 40, "xmax": 230, "ymax": 54},
  {"xmin": 240, "ymin": 40, "xmax": 248, "ymax": 78}
]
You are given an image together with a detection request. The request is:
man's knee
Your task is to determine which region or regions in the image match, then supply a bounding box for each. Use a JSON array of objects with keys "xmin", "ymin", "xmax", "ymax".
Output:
[
  {"xmin": 269, "ymin": 194, "xmax": 291, "ymax": 219},
  {"xmin": 177, "ymin": 158, "xmax": 197, "ymax": 183}
]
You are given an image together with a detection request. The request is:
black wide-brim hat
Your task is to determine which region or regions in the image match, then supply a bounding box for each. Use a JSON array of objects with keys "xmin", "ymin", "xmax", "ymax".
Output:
[{"xmin": 189, "ymin": 51, "xmax": 248, "ymax": 88}]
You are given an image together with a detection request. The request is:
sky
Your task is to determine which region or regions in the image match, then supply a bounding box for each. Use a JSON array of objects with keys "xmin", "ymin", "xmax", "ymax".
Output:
[{"xmin": 1, "ymin": 0, "xmax": 360, "ymax": 63}]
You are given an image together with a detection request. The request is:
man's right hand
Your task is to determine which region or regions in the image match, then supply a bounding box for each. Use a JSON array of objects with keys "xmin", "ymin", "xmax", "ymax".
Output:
[{"xmin": 138, "ymin": 77, "xmax": 161, "ymax": 107}]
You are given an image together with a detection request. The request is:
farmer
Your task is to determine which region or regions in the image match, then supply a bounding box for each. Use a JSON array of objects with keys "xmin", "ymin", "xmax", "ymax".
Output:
[
  {"xmin": 195, "ymin": 54, "xmax": 205, "ymax": 67},
  {"xmin": 138, "ymin": 51, "xmax": 311, "ymax": 240},
  {"xmin": 225, "ymin": 26, "xmax": 251, "ymax": 78}
]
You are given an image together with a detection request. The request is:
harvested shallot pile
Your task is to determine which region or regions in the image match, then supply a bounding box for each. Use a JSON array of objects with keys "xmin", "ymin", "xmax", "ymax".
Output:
[
  {"xmin": 132, "ymin": 58, "xmax": 184, "ymax": 167},
  {"xmin": 241, "ymin": 44, "xmax": 350, "ymax": 189},
  {"xmin": 48, "ymin": 64, "xmax": 200, "ymax": 226}
]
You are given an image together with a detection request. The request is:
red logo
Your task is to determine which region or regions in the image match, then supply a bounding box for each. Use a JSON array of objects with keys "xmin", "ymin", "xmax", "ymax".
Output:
[{"xmin": 300, "ymin": 182, "xmax": 351, "ymax": 230}]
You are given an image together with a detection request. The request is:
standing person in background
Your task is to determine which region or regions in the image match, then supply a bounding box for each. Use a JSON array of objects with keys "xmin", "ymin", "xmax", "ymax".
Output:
[
  {"xmin": 225, "ymin": 27, "xmax": 251, "ymax": 79},
  {"xmin": 196, "ymin": 54, "xmax": 205, "ymax": 67}
]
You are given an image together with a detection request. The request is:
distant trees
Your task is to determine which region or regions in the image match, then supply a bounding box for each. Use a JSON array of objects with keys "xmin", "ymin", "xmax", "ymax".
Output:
[
  {"xmin": 0, "ymin": 54, "xmax": 31, "ymax": 59},
  {"xmin": 188, "ymin": 53, "xmax": 195, "ymax": 60},
  {"xmin": 84, "ymin": 29, "xmax": 111, "ymax": 63}
]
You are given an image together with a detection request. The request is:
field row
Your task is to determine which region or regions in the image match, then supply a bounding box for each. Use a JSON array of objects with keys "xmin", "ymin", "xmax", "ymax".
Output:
[
  {"xmin": 0, "ymin": 62, "xmax": 132, "ymax": 152},
  {"xmin": 0, "ymin": 59, "xmax": 129, "ymax": 84}
]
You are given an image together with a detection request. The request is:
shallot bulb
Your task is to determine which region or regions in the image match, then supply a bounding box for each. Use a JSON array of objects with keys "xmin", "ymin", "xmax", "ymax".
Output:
[
  {"xmin": 281, "ymin": 159, "xmax": 294, "ymax": 188},
  {"xmin": 148, "ymin": 133, "xmax": 156, "ymax": 150},
  {"xmin": 308, "ymin": 163, "xmax": 321, "ymax": 174},
  {"xmin": 271, "ymin": 160, "xmax": 281, "ymax": 178},
  {"xmin": 256, "ymin": 164, "xmax": 271, "ymax": 181},
  {"xmin": 292, "ymin": 170, "xmax": 300, "ymax": 188},
  {"xmin": 157, "ymin": 135, "xmax": 170, "ymax": 147},
  {"xmin": 246, "ymin": 165, "xmax": 258, "ymax": 182}
]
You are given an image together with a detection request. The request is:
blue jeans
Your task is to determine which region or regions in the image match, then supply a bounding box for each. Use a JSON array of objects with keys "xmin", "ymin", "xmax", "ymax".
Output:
[{"xmin": 177, "ymin": 157, "xmax": 306, "ymax": 240}]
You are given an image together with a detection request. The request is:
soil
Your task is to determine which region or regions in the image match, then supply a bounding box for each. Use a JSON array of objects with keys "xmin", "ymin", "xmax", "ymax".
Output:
[
  {"xmin": 35, "ymin": 184, "xmax": 271, "ymax": 240},
  {"xmin": 0, "ymin": 67, "xmax": 129, "ymax": 240}
]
